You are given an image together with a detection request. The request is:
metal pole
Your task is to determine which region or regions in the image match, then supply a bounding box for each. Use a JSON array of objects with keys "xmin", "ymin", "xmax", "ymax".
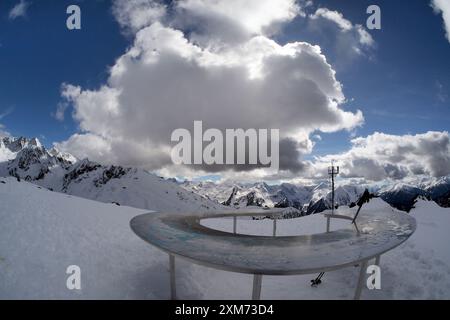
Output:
[
  {"xmin": 354, "ymin": 260, "xmax": 368, "ymax": 300},
  {"xmin": 326, "ymin": 216, "xmax": 330, "ymax": 233},
  {"xmin": 273, "ymin": 218, "xmax": 277, "ymax": 237},
  {"xmin": 375, "ymin": 255, "xmax": 381, "ymax": 266},
  {"xmin": 169, "ymin": 254, "xmax": 176, "ymax": 300},
  {"xmin": 233, "ymin": 216, "xmax": 237, "ymax": 234},
  {"xmin": 252, "ymin": 274, "xmax": 263, "ymax": 300},
  {"xmin": 328, "ymin": 162, "xmax": 339, "ymax": 216},
  {"xmin": 331, "ymin": 171, "xmax": 335, "ymax": 215}
]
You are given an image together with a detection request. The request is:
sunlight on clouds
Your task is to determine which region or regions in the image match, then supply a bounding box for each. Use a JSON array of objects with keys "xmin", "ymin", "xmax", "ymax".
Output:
[
  {"xmin": 56, "ymin": 0, "xmax": 369, "ymax": 180},
  {"xmin": 177, "ymin": 0, "xmax": 300, "ymax": 35},
  {"xmin": 312, "ymin": 131, "xmax": 450, "ymax": 181},
  {"xmin": 112, "ymin": 0, "xmax": 167, "ymax": 33},
  {"xmin": 310, "ymin": 8, "xmax": 374, "ymax": 49}
]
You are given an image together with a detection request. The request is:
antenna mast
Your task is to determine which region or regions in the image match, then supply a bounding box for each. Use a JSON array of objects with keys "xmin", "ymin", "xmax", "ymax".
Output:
[{"xmin": 328, "ymin": 161, "xmax": 339, "ymax": 214}]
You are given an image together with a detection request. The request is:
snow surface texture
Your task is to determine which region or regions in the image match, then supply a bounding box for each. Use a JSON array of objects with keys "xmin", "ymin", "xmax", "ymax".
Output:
[{"xmin": 1, "ymin": 177, "xmax": 449, "ymax": 299}]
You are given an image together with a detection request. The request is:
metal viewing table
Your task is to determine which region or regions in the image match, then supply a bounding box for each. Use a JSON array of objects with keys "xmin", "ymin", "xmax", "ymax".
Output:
[{"xmin": 130, "ymin": 207, "xmax": 416, "ymax": 300}]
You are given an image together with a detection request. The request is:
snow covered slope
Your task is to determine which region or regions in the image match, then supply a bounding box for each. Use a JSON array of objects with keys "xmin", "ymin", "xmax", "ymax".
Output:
[
  {"xmin": 2, "ymin": 178, "xmax": 449, "ymax": 299},
  {"xmin": 0, "ymin": 137, "xmax": 222, "ymax": 213},
  {"xmin": 60, "ymin": 162, "xmax": 221, "ymax": 213},
  {"xmin": 0, "ymin": 177, "xmax": 163, "ymax": 299}
]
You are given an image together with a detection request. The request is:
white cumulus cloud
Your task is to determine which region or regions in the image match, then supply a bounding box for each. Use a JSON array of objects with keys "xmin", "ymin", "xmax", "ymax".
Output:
[
  {"xmin": 432, "ymin": 0, "xmax": 450, "ymax": 43},
  {"xmin": 56, "ymin": 0, "xmax": 365, "ymax": 179},
  {"xmin": 311, "ymin": 8, "xmax": 374, "ymax": 46},
  {"xmin": 311, "ymin": 131, "xmax": 450, "ymax": 181},
  {"xmin": 176, "ymin": 0, "xmax": 300, "ymax": 41},
  {"xmin": 112, "ymin": 0, "xmax": 167, "ymax": 33}
]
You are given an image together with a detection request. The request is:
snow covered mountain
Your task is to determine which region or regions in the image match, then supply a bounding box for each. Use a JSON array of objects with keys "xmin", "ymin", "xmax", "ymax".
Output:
[
  {"xmin": 378, "ymin": 183, "xmax": 429, "ymax": 212},
  {"xmin": 2, "ymin": 136, "xmax": 449, "ymax": 214},
  {"xmin": 375, "ymin": 177, "xmax": 450, "ymax": 212},
  {"xmin": 0, "ymin": 136, "xmax": 222, "ymax": 213},
  {"xmin": 182, "ymin": 177, "xmax": 450, "ymax": 213},
  {"xmin": 421, "ymin": 176, "xmax": 450, "ymax": 207},
  {"xmin": 182, "ymin": 180, "xmax": 365, "ymax": 214}
]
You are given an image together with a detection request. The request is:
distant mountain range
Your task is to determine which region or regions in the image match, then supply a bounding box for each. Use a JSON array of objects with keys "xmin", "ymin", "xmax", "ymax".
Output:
[
  {"xmin": 181, "ymin": 177, "xmax": 450, "ymax": 214},
  {"xmin": 1, "ymin": 136, "xmax": 449, "ymax": 214}
]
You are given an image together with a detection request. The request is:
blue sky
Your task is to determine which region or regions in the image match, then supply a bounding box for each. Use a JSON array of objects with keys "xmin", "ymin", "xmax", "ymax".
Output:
[
  {"xmin": 0, "ymin": 0, "xmax": 449, "ymax": 181},
  {"xmin": 277, "ymin": 0, "xmax": 450, "ymax": 156},
  {"xmin": 0, "ymin": 0, "xmax": 128, "ymax": 143}
]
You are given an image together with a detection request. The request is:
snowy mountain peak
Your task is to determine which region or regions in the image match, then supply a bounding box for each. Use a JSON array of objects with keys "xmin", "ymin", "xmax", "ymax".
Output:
[
  {"xmin": 2, "ymin": 136, "xmax": 31, "ymax": 152},
  {"xmin": 182, "ymin": 180, "xmax": 363, "ymax": 214},
  {"xmin": 0, "ymin": 136, "xmax": 81, "ymax": 181},
  {"xmin": 0, "ymin": 136, "xmax": 223, "ymax": 213},
  {"xmin": 183, "ymin": 177, "xmax": 450, "ymax": 214},
  {"xmin": 48, "ymin": 147, "xmax": 78, "ymax": 166},
  {"xmin": 29, "ymin": 137, "xmax": 42, "ymax": 148}
]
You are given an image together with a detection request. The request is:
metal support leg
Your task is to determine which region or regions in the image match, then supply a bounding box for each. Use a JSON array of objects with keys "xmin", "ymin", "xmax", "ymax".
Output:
[
  {"xmin": 326, "ymin": 217, "xmax": 330, "ymax": 233},
  {"xmin": 354, "ymin": 260, "xmax": 368, "ymax": 300},
  {"xmin": 169, "ymin": 254, "xmax": 176, "ymax": 300},
  {"xmin": 273, "ymin": 218, "xmax": 277, "ymax": 237},
  {"xmin": 252, "ymin": 275, "xmax": 263, "ymax": 300},
  {"xmin": 233, "ymin": 216, "xmax": 237, "ymax": 234},
  {"xmin": 375, "ymin": 255, "xmax": 381, "ymax": 266},
  {"xmin": 353, "ymin": 222, "xmax": 360, "ymax": 235}
]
